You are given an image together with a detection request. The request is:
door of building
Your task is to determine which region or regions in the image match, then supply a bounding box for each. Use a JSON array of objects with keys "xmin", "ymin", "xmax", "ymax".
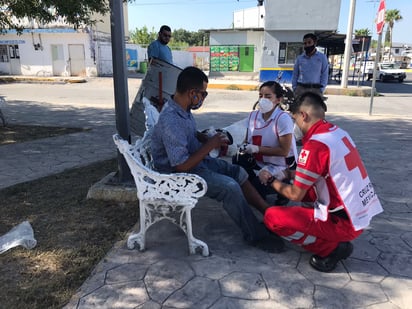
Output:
[
  {"xmin": 51, "ymin": 44, "xmax": 66, "ymax": 76},
  {"xmin": 239, "ymin": 45, "xmax": 254, "ymax": 72},
  {"xmin": 68, "ymin": 44, "xmax": 85, "ymax": 76},
  {"xmin": 9, "ymin": 45, "xmax": 21, "ymax": 75}
]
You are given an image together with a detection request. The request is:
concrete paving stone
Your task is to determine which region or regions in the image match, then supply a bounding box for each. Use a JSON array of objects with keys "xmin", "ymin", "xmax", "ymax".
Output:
[
  {"xmin": 77, "ymin": 280, "xmax": 148, "ymax": 309},
  {"xmin": 351, "ymin": 233, "xmax": 382, "ymax": 261},
  {"xmin": 345, "ymin": 259, "xmax": 388, "ymax": 282},
  {"xmin": 297, "ymin": 260, "xmax": 351, "ymax": 289},
  {"xmin": 105, "ymin": 263, "xmax": 149, "ymax": 284},
  {"xmin": 370, "ymin": 216, "xmax": 412, "ymax": 234},
  {"xmin": 380, "ymin": 276, "xmax": 412, "ymax": 309},
  {"xmin": 163, "ymin": 276, "xmax": 220, "ymax": 309},
  {"xmin": 219, "ymin": 271, "xmax": 269, "ymax": 299},
  {"xmin": 342, "ymin": 281, "xmax": 388, "ymax": 307},
  {"xmin": 401, "ymin": 231, "xmax": 412, "ymax": 248},
  {"xmin": 209, "ymin": 297, "xmax": 288, "ymax": 309},
  {"xmin": 314, "ymin": 285, "xmax": 349, "ymax": 309},
  {"xmin": 366, "ymin": 303, "xmax": 405, "ymax": 309},
  {"xmin": 268, "ymin": 248, "xmax": 303, "ymax": 268},
  {"xmin": 377, "ymin": 253, "xmax": 412, "ymax": 277},
  {"xmin": 144, "ymin": 259, "xmax": 195, "ymax": 303},
  {"xmin": 370, "ymin": 232, "xmax": 412, "ymax": 254},
  {"xmin": 135, "ymin": 300, "xmax": 162, "ymax": 309},
  {"xmin": 262, "ymin": 269, "xmax": 315, "ymax": 308},
  {"xmin": 190, "ymin": 256, "xmax": 244, "ymax": 280}
]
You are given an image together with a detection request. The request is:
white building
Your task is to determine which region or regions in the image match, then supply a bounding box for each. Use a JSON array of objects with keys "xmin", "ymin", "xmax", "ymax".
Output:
[
  {"xmin": 0, "ymin": 3, "xmax": 140, "ymax": 77},
  {"xmin": 207, "ymin": 0, "xmax": 342, "ymax": 82}
]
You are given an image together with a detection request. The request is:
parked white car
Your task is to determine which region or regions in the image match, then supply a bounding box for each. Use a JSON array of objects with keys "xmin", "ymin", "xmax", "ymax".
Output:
[{"xmin": 360, "ymin": 62, "xmax": 406, "ymax": 82}]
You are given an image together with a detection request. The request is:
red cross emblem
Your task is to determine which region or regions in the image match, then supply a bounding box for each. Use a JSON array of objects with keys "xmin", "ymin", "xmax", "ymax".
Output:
[
  {"xmin": 343, "ymin": 137, "xmax": 367, "ymax": 179},
  {"xmin": 298, "ymin": 149, "xmax": 310, "ymax": 165}
]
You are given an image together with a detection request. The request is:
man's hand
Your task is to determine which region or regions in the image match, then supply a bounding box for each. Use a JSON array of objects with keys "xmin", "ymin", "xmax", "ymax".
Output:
[
  {"xmin": 244, "ymin": 144, "xmax": 259, "ymax": 154},
  {"xmin": 258, "ymin": 169, "xmax": 273, "ymax": 185},
  {"xmin": 208, "ymin": 132, "xmax": 229, "ymax": 149},
  {"xmin": 258, "ymin": 167, "xmax": 287, "ymax": 185}
]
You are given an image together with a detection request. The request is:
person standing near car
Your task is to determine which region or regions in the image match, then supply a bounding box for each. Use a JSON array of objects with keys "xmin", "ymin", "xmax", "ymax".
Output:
[
  {"xmin": 292, "ymin": 33, "xmax": 329, "ymax": 101},
  {"xmin": 147, "ymin": 25, "xmax": 173, "ymax": 64}
]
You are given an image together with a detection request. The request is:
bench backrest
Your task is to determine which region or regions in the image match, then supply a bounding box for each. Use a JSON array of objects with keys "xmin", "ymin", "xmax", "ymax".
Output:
[{"xmin": 113, "ymin": 134, "xmax": 207, "ymax": 205}]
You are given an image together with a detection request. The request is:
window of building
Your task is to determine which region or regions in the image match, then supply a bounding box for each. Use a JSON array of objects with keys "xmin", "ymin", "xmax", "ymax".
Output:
[
  {"xmin": 0, "ymin": 45, "xmax": 9, "ymax": 62},
  {"xmin": 278, "ymin": 42, "xmax": 302, "ymax": 64}
]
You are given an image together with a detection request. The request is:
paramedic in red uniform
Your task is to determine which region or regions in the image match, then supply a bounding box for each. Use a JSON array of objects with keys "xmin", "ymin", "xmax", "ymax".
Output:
[{"xmin": 260, "ymin": 92, "xmax": 383, "ymax": 272}]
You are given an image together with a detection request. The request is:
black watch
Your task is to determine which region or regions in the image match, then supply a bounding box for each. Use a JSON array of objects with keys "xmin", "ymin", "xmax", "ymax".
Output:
[{"xmin": 267, "ymin": 177, "xmax": 275, "ymax": 185}]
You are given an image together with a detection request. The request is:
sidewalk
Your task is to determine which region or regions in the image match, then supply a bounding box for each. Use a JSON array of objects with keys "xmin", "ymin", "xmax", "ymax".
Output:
[{"xmin": 1, "ymin": 77, "xmax": 412, "ymax": 308}]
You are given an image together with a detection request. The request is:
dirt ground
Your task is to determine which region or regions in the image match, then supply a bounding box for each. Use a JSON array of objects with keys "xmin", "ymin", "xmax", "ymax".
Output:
[
  {"xmin": 0, "ymin": 125, "xmax": 137, "ymax": 309},
  {"xmin": 0, "ymin": 124, "xmax": 88, "ymax": 145}
]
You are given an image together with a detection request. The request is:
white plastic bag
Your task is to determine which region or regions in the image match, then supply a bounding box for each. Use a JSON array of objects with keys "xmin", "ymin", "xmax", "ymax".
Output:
[{"xmin": 0, "ymin": 221, "xmax": 37, "ymax": 254}]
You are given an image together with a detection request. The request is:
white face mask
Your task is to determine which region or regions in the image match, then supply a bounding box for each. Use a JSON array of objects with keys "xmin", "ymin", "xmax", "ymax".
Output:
[
  {"xmin": 257, "ymin": 98, "xmax": 274, "ymax": 114},
  {"xmin": 294, "ymin": 122, "xmax": 304, "ymax": 142}
]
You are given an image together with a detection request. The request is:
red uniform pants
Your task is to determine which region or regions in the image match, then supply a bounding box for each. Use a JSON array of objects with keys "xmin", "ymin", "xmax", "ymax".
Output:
[{"xmin": 264, "ymin": 206, "xmax": 363, "ymax": 257}]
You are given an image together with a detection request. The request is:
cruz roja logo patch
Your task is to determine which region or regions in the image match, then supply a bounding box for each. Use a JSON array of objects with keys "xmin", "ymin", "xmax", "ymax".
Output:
[{"xmin": 299, "ymin": 149, "xmax": 310, "ymax": 165}]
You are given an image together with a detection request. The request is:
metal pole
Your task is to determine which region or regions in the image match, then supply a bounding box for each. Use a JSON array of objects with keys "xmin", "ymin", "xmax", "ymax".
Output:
[
  {"xmin": 357, "ymin": 37, "xmax": 365, "ymax": 87},
  {"xmin": 369, "ymin": 32, "xmax": 383, "ymax": 116},
  {"xmin": 110, "ymin": 0, "xmax": 133, "ymax": 183},
  {"xmin": 341, "ymin": 0, "xmax": 356, "ymax": 88}
]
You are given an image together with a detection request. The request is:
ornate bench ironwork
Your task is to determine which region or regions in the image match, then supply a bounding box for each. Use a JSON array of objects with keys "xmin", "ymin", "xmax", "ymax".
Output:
[{"xmin": 113, "ymin": 134, "xmax": 209, "ymax": 256}]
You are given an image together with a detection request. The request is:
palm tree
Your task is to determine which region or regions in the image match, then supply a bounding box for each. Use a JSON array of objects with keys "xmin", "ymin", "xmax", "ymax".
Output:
[
  {"xmin": 385, "ymin": 9, "xmax": 403, "ymax": 60},
  {"xmin": 355, "ymin": 28, "xmax": 371, "ymax": 37}
]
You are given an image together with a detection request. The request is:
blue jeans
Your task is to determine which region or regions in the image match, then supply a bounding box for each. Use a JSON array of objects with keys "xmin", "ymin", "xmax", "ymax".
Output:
[{"xmin": 195, "ymin": 157, "xmax": 269, "ymax": 243}]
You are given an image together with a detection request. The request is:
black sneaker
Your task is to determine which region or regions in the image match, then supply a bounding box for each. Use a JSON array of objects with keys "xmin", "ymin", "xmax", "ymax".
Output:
[{"xmin": 309, "ymin": 242, "xmax": 353, "ymax": 272}]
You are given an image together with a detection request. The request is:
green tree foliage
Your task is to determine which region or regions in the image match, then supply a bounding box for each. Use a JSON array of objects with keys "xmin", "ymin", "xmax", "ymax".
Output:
[
  {"xmin": 129, "ymin": 26, "xmax": 209, "ymax": 49},
  {"xmin": 354, "ymin": 28, "xmax": 371, "ymax": 37},
  {"xmin": 0, "ymin": 0, "xmax": 111, "ymax": 33},
  {"xmin": 384, "ymin": 9, "xmax": 402, "ymax": 51},
  {"xmin": 129, "ymin": 26, "xmax": 157, "ymax": 45}
]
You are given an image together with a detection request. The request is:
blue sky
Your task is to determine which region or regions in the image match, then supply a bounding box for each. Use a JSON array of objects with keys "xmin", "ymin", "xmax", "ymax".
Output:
[{"xmin": 128, "ymin": 0, "xmax": 411, "ymax": 44}]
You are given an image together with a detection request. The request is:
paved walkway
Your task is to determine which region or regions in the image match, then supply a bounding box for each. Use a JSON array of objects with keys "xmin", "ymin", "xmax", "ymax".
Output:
[{"xmin": 1, "ymin": 77, "xmax": 412, "ymax": 308}]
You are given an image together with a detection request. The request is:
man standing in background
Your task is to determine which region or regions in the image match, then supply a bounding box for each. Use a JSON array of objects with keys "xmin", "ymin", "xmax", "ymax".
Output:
[
  {"xmin": 147, "ymin": 25, "xmax": 173, "ymax": 64},
  {"xmin": 292, "ymin": 33, "xmax": 329, "ymax": 101}
]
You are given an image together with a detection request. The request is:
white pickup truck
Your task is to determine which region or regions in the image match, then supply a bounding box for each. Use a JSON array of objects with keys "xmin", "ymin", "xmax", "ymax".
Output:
[{"xmin": 359, "ymin": 62, "xmax": 406, "ymax": 82}]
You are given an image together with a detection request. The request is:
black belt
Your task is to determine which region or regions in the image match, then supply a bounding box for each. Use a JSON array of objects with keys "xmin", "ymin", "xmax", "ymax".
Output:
[{"xmin": 297, "ymin": 82, "xmax": 322, "ymax": 89}]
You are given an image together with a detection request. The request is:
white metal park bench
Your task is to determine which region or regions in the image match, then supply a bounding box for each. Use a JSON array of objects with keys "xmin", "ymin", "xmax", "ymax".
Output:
[{"xmin": 113, "ymin": 133, "xmax": 209, "ymax": 256}]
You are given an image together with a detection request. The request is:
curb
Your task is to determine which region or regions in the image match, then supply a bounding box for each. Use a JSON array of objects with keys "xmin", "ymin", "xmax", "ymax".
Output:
[{"xmin": 0, "ymin": 76, "xmax": 87, "ymax": 84}]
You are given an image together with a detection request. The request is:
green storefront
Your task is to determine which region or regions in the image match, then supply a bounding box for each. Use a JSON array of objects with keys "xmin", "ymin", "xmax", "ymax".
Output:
[{"xmin": 210, "ymin": 45, "xmax": 254, "ymax": 73}]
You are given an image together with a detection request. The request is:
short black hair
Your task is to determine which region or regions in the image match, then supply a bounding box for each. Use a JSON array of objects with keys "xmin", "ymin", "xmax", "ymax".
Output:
[
  {"xmin": 259, "ymin": 81, "xmax": 285, "ymax": 98},
  {"xmin": 290, "ymin": 92, "xmax": 327, "ymax": 113},
  {"xmin": 159, "ymin": 25, "xmax": 171, "ymax": 33},
  {"xmin": 303, "ymin": 33, "xmax": 317, "ymax": 42},
  {"xmin": 176, "ymin": 66, "xmax": 208, "ymax": 93}
]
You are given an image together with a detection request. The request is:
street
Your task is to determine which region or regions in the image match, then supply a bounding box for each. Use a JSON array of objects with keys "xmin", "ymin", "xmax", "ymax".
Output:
[
  {"xmin": 330, "ymin": 72, "xmax": 412, "ymax": 97},
  {"xmin": 1, "ymin": 75, "xmax": 411, "ymax": 134}
]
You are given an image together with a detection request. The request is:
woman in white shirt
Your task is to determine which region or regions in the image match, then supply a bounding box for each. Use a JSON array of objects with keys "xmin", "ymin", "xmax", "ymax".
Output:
[{"xmin": 236, "ymin": 81, "xmax": 297, "ymax": 204}]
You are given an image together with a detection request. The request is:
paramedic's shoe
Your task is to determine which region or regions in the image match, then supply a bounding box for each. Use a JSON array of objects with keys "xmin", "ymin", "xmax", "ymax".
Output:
[{"xmin": 309, "ymin": 242, "xmax": 353, "ymax": 272}]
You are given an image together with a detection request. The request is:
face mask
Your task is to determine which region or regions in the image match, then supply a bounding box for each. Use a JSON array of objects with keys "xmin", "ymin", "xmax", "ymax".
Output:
[
  {"xmin": 304, "ymin": 45, "xmax": 316, "ymax": 55},
  {"xmin": 257, "ymin": 98, "xmax": 274, "ymax": 114},
  {"xmin": 191, "ymin": 99, "xmax": 203, "ymax": 110},
  {"xmin": 294, "ymin": 122, "xmax": 304, "ymax": 142}
]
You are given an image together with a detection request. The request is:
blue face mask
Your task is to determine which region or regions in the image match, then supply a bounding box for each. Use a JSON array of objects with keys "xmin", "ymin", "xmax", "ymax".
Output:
[{"xmin": 191, "ymin": 99, "xmax": 203, "ymax": 110}]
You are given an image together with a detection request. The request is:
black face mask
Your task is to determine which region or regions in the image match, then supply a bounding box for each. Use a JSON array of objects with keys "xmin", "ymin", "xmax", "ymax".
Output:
[{"xmin": 304, "ymin": 45, "xmax": 316, "ymax": 55}]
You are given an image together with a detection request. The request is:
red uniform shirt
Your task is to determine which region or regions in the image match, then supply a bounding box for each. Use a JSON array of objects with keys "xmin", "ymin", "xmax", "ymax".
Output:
[{"xmin": 294, "ymin": 120, "xmax": 343, "ymax": 210}]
